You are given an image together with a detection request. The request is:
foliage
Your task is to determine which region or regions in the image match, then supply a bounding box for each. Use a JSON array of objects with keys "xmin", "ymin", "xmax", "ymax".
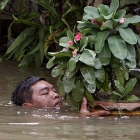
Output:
[
  {"xmin": 3, "ymin": 0, "xmax": 85, "ymax": 67},
  {"xmin": 47, "ymin": 0, "xmax": 140, "ymax": 109}
]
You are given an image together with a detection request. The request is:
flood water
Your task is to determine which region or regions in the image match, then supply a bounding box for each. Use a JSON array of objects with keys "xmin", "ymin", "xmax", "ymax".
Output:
[{"xmin": 0, "ymin": 60, "xmax": 140, "ymax": 140}]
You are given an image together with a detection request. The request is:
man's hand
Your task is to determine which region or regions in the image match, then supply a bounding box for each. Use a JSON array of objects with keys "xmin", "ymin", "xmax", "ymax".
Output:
[{"xmin": 80, "ymin": 97, "xmax": 110, "ymax": 117}]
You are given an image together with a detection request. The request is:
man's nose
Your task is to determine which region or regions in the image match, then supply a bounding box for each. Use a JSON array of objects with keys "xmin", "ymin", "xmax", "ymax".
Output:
[{"xmin": 53, "ymin": 92, "xmax": 60, "ymax": 99}]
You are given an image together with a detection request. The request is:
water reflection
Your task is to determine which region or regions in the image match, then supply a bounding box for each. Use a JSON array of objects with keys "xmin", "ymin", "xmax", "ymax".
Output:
[{"xmin": 0, "ymin": 60, "xmax": 140, "ymax": 140}]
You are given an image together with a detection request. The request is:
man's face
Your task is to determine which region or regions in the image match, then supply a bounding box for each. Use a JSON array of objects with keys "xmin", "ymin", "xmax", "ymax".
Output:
[{"xmin": 30, "ymin": 80, "xmax": 63, "ymax": 108}]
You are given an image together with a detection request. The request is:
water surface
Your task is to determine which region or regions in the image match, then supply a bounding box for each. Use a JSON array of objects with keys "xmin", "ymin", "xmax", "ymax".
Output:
[{"xmin": 0, "ymin": 60, "xmax": 140, "ymax": 140}]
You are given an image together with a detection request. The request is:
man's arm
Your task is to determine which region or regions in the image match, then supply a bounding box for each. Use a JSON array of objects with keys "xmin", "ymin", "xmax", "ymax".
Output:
[{"xmin": 80, "ymin": 97, "xmax": 110, "ymax": 117}]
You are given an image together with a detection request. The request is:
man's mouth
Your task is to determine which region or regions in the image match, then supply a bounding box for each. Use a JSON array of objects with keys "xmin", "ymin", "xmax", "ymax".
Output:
[{"xmin": 54, "ymin": 100, "xmax": 63, "ymax": 107}]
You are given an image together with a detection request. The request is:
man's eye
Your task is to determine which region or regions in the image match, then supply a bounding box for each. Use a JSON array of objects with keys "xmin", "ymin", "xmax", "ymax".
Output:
[{"xmin": 42, "ymin": 92, "xmax": 48, "ymax": 95}]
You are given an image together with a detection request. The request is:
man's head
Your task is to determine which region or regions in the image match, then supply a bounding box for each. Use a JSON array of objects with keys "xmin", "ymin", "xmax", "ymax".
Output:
[{"xmin": 11, "ymin": 76, "xmax": 63, "ymax": 108}]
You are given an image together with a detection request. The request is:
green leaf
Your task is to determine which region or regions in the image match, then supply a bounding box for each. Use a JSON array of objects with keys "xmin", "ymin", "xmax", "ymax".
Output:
[
  {"xmin": 135, "ymin": 33, "xmax": 140, "ymax": 45},
  {"xmin": 67, "ymin": 30, "xmax": 74, "ymax": 41},
  {"xmin": 98, "ymin": 42, "xmax": 111, "ymax": 66},
  {"xmin": 48, "ymin": 49, "xmax": 72, "ymax": 58},
  {"xmin": 126, "ymin": 44, "xmax": 136, "ymax": 68},
  {"xmin": 109, "ymin": 0, "xmax": 119, "ymax": 14},
  {"xmin": 118, "ymin": 28, "xmax": 137, "ymax": 45},
  {"xmin": 126, "ymin": 95, "xmax": 140, "ymax": 102},
  {"xmin": 113, "ymin": 9, "xmax": 126, "ymax": 22},
  {"xmin": 100, "ymin": 20, "xmax": 113, "ymax": 30},
  {"xmin": 46, "ymin": 57, "xmax": 56, "ymax": 69},
  {"xmin": 124, "ymin": 78, "xmax": 137, "ymax": 94},
  {"xmin": 58, "ymin": 80, "xmax": 66, "ymax": 98},
  {"xmin": 79, "ymin": 49, "xmax": 96, "ymax": 66},
  {"xmin": 114, "ymin": 80, "xmax": 125, "ymax": 94},
  {"xmin": 83, "ymin": 6, "xmax": 100, "ymax": 20},
  {"xmin": 0, "ymin": 0, "xmax": 9, "ymax": 10},
  {"xmin": 51, "ymin": 62, "xmax": 67, "ymax": 77},
  {"xmin": 104, "ymin": 13, "xmax": 113, "ymax": 20},
  {"xmin": 83, "ymin": 79, "xmax": 96, "ymax": 93},
  {"xmin": 59, "ymin": 37, "xmax": 71, "ymax": 47},
  {"xmin": 114, "ymin": 66, "xmax": 124, "ymax": 86},
  {"xmin": 63, "ymin": 76, "xmax": 75, "ymax": 93},
  {"xmin": 111, "ymin": 91, "xmax": 123, "ymax": 98},
  {"xmin": 71, "ymin": 78, "xmax": 84, "ymax": 102},
  {"xmin": 95, "ymin": 31, "xmax": 110, "ymax": 53},
  {"xmin": 5, "ymin": 27, "xmax": 35, "ymax": 55},
  {"xmin": 18, "ymin": 54, "xmax": 34, "ymax": 67},
  {"xmin": 98, "ymin": 4, "xmax": 109, "ymax": 16},
  {"xmin": 14, "ymin": 35, "xmax": 36, "ymax": 59},
  {"xmin": 69, "ymin": 93, "xmax": 79, "ymax": 110},
  {"xmin": 94, "ymin": 58, "xmax": 102, "ymax": 69},
  {"xmin": 80, "ymin": 37, "xmax": 88, "ymax": 52},
  {"xmin": 121, "ymin": 60, "xmax": 129, "ymax": 80},
  {"xmin": 95, "ymin": 68, "xmax": 105, "ymax": 82},
  {"xmin": 68, "ymin": 54, "xmax": 80, "ymax": 71},
  {"xmin": 108, "ymin": 35, "xmax": 127, "ymax": 59},
  {"xmin": 80, "ymin": 64, "xmax": 95, "ymax": 84},
  {"xmin": 84, "ymin": 90, "xmax": 94, "ymax": 103}
]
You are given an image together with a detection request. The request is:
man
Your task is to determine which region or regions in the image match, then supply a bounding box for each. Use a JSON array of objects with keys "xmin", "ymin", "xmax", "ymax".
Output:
[{"xmin": 11, "ymin": 76, "xmax": 110, "ymax": 117}]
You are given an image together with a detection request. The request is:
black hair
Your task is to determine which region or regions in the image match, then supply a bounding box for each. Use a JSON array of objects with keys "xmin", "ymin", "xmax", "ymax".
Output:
[{"xmin": 11, "ymin": 76, "xmax": 46, "ymax": 106}]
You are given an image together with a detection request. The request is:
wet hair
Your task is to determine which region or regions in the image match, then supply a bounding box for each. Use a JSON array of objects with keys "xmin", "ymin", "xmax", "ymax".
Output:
[{"xmin": 11, "ymin": 76, "xmax": 46, "ymax": 106}]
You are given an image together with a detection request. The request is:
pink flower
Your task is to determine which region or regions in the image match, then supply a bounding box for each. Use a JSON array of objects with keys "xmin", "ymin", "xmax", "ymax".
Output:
[
  {"xmin": 67, "ymin": 40, "xmax": 73, "ymax": 45},
  {"xmin": 91, "ymin": 19, "xmax": 95, "ymax": 23},
  {"xmin": 66, "ymin": 47, "xmax": 69, "ymax": 50},
  {"xmin": 74, "ymin": 33, "xmax": 82, "ymax": 41},
  {"xmin": 119, "ymin": 18, "xmax": 124, "ymax": 24},
  {"xmin": 101, "ymin": 21, "xmax": 104, "ymax": 25},
  {"xmin": 72, "ymin": 49, "xmax": 78, "ymax": 57}
]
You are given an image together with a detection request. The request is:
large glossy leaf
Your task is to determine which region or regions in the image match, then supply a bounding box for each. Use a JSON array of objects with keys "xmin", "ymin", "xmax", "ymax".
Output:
[
  {"xmin": 71, "ymin": 78, "xmax": 84, "ymax": 102},
  {"xmin": 100, "ymin": 20, "xmax": 113, "ymax": 30},
  {"xmin": 51, "ymin": 62, "xmax": 67, "ymax": 77},
  {"xmin": 108, "ymin": 35, "xmax": 127, "ymax": 59},
  {"xmin": 80, "ymin": 37, "xmax": 88, "ymax": 52},
  {"xmin": 84, "ymin": 90, "xmax": 94, "ymax": 103},
  {"xmin": 6, "ymin": 27, "xmax": 35, "ymax": 55},
  {"xmin": 63, "ymin": 76, "xmax": 75, "ymax": 93},
  {"xmin": 118, "ymin": 28, "xmax": 137, "ymax": 45},
  {"xmin": 79, "ymin": 49, "xmax": 96, "ymax": 66},
  {"xmin": 80, "ymin": 64, "xmax": 95, "ymax": 84},
  {"xmin": 93, "ymin": 58, "xmax": 102, "ymax": 69},
  {"xmin": 98, "ymin": 42, "xmax": 111, "ymax": 66},
  {"xmin": 65, "ymin": 62, "xmax": 81, "ymax": 78},
  {"xmin": 95, "ymin": 68, "xmax": 105, "ymax": 82},
  {"xmin": 113, "ymin": 9, "xmax": 126, "ymax": 22},
  {"xmin": 59, "ymin": 37, "xmax": 71, "ymax": 47},
  {"xmin": 98, "ymin": 4, "xmax": 109, "ymax": 16},
  {"xmin": 126, "ymin": 95, "xmax": 140, "ymax": 102},
  {"xmin": 83, "ymin": 6, "xmax": 100, "ymax": 19},
  {"xmin": 95, "ymin": 31, "xmax": 110, "ymax": 53},
  {"xmin": 124, "ymin": 78, "xmax": 137, "ymax": 94},
  {"xmin": 48, "ymin": 49, "xmax": 72, "ymax": 58},
  {"xmin": 46, "ymin": 57, "xmax": 56, "ymax": 69},
  {"xmin": 83, "ymin": 78, "xmax": 96, "ymax": 93},
  {"xmin": 69, "ymin": 93, "xmax": 79, "ymax": 109},
  {"xmin": 58, "ymin": 80, "xmax": 66, "ymax": 98},
  {"xmin": 126, "ymin": 44, "xmax": 136, "ymax": 68},
  {"xmin": 114, "ymin": 80, "xmax": 125, "ymax": 94},
  {"xmin": 68, "ymin": 54, "xmax": 80, "ymax": 71},
  {"xmin": 109, "ymin": 0, "xmax": 119, "ymax": 13},
  {"xmin": 67, "ymin": 30, "xmax": 74, "ymax": 41},
  {"xmin": 114, "ymin": 66, "xmax": 124, "ymax": 86}
]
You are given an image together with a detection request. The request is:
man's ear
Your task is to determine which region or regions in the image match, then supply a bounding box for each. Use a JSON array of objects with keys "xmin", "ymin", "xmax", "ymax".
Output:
[{"xmin": 22, "ymin": 103, "xmax": 33, "ymax": 108}]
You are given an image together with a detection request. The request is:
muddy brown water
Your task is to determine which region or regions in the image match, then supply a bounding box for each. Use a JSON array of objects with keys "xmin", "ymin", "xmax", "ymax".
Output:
[{"xmin": 0, "ymin": 60, "xmax": 140, "ymax": 140}]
